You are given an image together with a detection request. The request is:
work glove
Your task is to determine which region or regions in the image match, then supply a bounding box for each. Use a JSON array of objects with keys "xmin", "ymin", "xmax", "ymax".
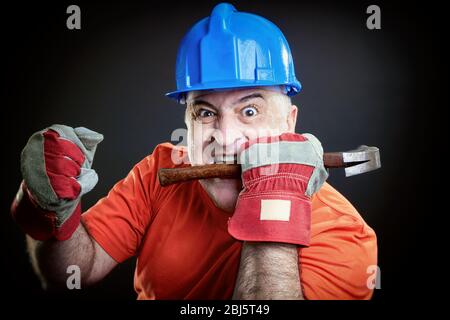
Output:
[
  {"xmin": 228, "ymin": 133, "xmax": 328, "ymax": 246},
  {"xmin": 11, "ymin": 124, "xmax": 103, "ymax": 241}
]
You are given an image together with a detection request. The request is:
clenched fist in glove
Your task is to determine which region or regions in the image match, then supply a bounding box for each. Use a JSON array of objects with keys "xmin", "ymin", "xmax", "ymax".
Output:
[
  {"xmin": 228, "ymin": 133, "xmax": 328, "ymax": 246},
  {"xmin": 11, "ymin": 124, "xmax": 103, "ymax": 241}
]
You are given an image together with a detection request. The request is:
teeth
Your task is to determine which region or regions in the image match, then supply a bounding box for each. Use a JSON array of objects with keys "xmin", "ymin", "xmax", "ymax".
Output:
[{"xmin": 214, "ymin": 155, "xmax": 237, "ymax": 164}]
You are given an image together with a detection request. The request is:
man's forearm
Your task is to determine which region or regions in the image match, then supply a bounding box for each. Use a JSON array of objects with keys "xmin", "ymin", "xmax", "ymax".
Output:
[
  {"xmin": 232, "ymin": 242, "xmax": 304, "ymax": 300},
  {"xmin": 26, "ymin": 223, "xmax": 96, "ymax": 289}
]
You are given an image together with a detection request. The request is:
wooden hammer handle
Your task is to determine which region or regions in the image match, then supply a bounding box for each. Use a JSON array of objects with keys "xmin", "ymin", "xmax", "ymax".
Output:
[{"xmin": 158, "ymin": 152, "xmax": 345, "ymax": 187}]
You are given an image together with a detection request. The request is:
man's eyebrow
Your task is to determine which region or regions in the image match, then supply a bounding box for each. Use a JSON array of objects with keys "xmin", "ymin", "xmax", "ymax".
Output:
[
  {"xmin": 235, "ymin": 93, "xmax": 265, "ymax": 105},
  {"xmin": 190, "ymin": 93, "xmax": 264, "ymax": 108},
  {"xmin": 190, "ymin": 99, "xmax": 216, "ymax": 109}
]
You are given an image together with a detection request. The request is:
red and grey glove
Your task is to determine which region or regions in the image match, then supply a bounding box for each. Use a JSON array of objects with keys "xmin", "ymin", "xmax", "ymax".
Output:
[
  {"xmin": 228, "ymin": 133, "xmax": 328, "ymax": 246},
  {"xmin": 11, "ymin": 124, "xmax": 103, "ymax": 241}
]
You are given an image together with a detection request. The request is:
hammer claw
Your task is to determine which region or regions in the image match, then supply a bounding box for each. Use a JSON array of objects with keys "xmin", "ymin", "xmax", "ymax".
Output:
[{"xmin": 343, "ymin": 146, "xmax": 381, "ymax": 177}]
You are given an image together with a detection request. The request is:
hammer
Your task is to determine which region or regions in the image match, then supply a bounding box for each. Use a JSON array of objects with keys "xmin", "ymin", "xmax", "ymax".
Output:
[{"xmin": 158, "ymin": 145, "xmax": 381, "ymax": 187}]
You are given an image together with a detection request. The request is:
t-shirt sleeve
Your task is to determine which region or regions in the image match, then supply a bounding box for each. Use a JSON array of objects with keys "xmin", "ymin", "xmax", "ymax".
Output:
[
  {"xmin": 300, "ymin": 187, "xmax": 378, "ymax": 300},
  {"xmin": 81, "ymin": 152, "xmax": 159, "ymax": 263}
]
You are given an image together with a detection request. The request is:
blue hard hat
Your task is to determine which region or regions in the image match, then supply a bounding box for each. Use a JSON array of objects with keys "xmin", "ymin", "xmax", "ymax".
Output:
[{"xmin": 166, "ymin": 3, "xmax": 302, "ymax": 102}]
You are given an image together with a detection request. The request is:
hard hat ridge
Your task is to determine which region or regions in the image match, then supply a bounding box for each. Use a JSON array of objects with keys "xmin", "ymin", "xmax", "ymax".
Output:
[{"xmin": 166, "ymin": 3, "xmax": 301, "ymax": 103}]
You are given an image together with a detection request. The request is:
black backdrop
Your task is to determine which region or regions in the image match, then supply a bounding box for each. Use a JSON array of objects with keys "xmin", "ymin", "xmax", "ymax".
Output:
[{"xmin": 2, "ymin": 0, "xmax": 439, "ymax": 301}]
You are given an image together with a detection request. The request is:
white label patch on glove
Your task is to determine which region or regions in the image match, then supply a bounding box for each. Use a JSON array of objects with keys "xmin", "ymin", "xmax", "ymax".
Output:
[{"xmin": 260, "ymin": 199, "xmax": 291, "ymax": 221}]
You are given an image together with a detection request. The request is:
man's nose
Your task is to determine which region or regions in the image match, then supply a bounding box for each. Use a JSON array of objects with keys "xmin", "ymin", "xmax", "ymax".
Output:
[{"xmin": 211, "ymin": 116, "xmax": 245, "ymax": 151}]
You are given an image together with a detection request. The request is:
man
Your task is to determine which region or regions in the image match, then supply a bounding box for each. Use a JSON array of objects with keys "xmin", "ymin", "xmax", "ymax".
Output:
[{"xmin": 11, "ymin": 3, "xmax": 376, "ymax": 299}]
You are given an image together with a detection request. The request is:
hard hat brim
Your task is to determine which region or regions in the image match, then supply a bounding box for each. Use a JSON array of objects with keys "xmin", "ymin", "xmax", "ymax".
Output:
[{"xmin": 166, "ymin": 81, "xmax": 301, "ymax": 103}]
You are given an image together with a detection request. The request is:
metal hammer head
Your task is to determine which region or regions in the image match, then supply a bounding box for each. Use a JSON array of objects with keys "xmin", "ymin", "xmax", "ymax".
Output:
[{"xmin": 343, "ymin": 145, "xmax": 381, "ymax": 177}]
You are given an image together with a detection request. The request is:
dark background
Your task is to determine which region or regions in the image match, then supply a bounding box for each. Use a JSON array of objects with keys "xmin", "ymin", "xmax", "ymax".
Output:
[{"xmin": 1, "ymin": 0, "xmax": 440, "ymax": 301}]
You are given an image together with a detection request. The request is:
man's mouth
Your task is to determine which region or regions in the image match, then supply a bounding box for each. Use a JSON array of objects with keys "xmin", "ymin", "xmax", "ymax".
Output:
[{"xmin": 213, "ymin": 154, "xmax": 238, "ymax": 164}]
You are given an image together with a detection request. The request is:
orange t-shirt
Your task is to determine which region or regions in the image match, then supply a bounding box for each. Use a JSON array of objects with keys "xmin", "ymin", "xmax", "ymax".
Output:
[{"xmin": 81, "ymin": 143, "xmax": 377, "ymax": 300}]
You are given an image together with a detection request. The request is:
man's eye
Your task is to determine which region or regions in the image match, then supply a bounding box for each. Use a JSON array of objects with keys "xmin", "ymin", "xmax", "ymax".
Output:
[
  {"xmin": 241, "ymin": 105, "xmax": 258, "ymax": 117},
  {"xmin": 198, "ymin": 109, "xmax": 216, "ymax": 118}
]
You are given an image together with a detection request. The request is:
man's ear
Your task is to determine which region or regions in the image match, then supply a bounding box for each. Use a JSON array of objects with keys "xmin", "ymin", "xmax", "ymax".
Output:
[{"xmin": 287, "ymin": 105, "xmax": 298, "ymax": 133}]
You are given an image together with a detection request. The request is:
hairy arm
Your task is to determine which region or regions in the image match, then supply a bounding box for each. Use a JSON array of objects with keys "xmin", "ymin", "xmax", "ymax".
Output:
[
  {"xmin": 26, "ymin": 222, "xmax": 117, "ymax": 289},
  {"xmin": 232, "ymin": 242, "xmax": 303, "ymax": 300}
]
